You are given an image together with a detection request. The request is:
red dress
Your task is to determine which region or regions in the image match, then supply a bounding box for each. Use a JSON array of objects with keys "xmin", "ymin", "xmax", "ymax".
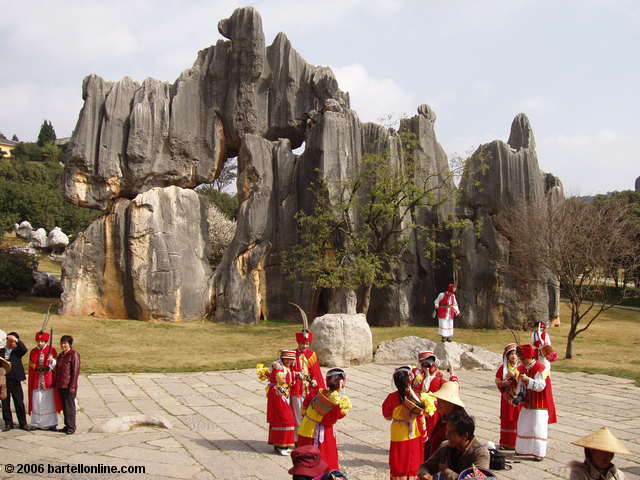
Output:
[
  {"xmin": 292, "ymin": 349, "xmax": 325, "ymax": 399},
  {"xmin": 382, "ymin": 392, "xmax": 425, "ymax": 480},
  {"xmin": 495, "ymin": 364, "xmax": 522, "ymax": 448},
  {"xmin": 27, "ymin": 345, "xmax": 62, "ymax": 414},
  {"xmin": 297, "ymin": 390, "xmax": 346, "ymax": 471},
  {"xmin": 266, "ymin": 361, "xmax": 296, "ymax": 447}
]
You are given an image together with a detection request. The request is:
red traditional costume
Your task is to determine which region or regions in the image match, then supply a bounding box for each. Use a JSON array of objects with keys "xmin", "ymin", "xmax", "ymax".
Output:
[
  {"xmin": 411, "ymin": 352, "xmax": 454, "ymax": 394},
  {"xmin": 433, "ymin": 284, "xmax": 460, "ymax": 341},
  {"xmin": 495, "ymin": 343, "xmax": 522, "ymax": 449},
  {"xmin": 531, "ymin": 322, "xmax": 557, "ymax": 424},
  {"xmin": 266, "ymin": 350, "xmax": 296, "ymax": 450},
  {"xmin": 515, "ymin": 344, "xmax": 552, "ymax": 459},
  {"xmin": 292, "ymin": 329, "xmax": 326, "ymax": 426},
  {"xmin": 28, "ymin": 331, "xmax": 61, "ymax": 429},
  {"xmin": 297, "ymin": 368, "xmax": 350, "ymax": 472}
]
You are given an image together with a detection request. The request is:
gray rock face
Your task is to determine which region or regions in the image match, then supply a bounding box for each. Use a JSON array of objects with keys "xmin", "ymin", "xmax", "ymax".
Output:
[
  {"xmin": 635, "ymin": 176, "xmax": 640, "ymax": 192},
  {"xmin": 460, "ymin": 348, "xmax": 502, "ymax": 370},
  {"xmin": 456, "ymin": 114, "xmax": 563, "ymax": 329},
  {"xmin": 47, "ymin": 227, "xmax": 69, "ymax": 252},
  {"xmin": 310, "ymin": 313, "xmax": 372, "ymax": 367},
  {"xmin": 61, "ymin": 186, "xmax": 214, "ymax": 321},
  {"xmin": 64, "ymin": 6, "xmax": 347, "ymax": 211},
  {"xmin": 373, "ymin": 336, "xmax": 438, "ymax": 364}
]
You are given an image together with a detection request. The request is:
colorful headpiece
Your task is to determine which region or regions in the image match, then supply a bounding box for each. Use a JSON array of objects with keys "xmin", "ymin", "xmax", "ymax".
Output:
[
  {"xmin": 295, "ymin": 331, "xmax": 313, "ymax": 343},
  {"xmin": 326, "ymin": 368, "xmax": 346, "ymax": 379},
  {"xmin": 519, "ymin": 344, "xmax": 536, "ymax": 359},
  {"xmin": 280, "ymin": 349, "xmax": 296, "ymax": 360},
  {"xmin": 35, "ymin": 331, "xmax": 50, "ymax": 342},
  {"xmin": 418, "ymin": 351, "xmax": 436, "ymax": 362},
  {"xmin": 503, "ymin": 343, "xmax": 518, "ymax": 356}
]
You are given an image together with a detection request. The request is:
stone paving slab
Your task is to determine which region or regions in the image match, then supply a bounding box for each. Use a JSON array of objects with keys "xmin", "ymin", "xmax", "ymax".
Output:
[{"xmin": 1, "ymin": 365, "xmax": 639, "ymax": 480}]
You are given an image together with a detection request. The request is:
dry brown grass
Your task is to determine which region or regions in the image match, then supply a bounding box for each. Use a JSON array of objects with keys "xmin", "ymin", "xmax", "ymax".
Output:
[{"xmin": 1, "ymin": 297, "xmax": 638, "ymax": 384}]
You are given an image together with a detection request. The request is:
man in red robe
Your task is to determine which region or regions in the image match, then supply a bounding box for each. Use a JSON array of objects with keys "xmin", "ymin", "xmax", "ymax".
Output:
[
  {"xmin": 267, "ymin": 349, "xmax": 297, "ymax": 455},
  {"xmin": 291, "ymin": 328, "xmax": 326, "ymax": 427},
  {"xmin": 28, "ymin": 331, "xmax": 61, "ymax": 430}
]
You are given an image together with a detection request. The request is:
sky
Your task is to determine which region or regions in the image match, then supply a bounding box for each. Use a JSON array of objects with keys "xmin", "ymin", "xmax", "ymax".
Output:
[{"xmin": 1, "ymin": 0, "xmax": 638, "ymax": 195}]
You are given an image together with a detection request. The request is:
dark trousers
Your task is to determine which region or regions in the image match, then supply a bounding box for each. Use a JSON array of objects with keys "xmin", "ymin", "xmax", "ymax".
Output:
[
  {"xmin": 2, "ymin": 379, "xmax": 27, "ymax": 427},
  {"xmin": 58, "ymin": 388, "xmax": 76, "ymax": 432}
]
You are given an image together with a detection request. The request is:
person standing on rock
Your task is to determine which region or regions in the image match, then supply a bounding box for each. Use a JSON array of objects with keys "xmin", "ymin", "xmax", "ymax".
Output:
[
  {"xmin": 54, "ymin": 335, "xmax": 80, "ymax": 434},
  {"xmin": 290, "ymin": 303, "xmax": 325, "ymax": 427},
  {"xmin": 297, "ymin": 368, "xmax": 351, "ymax": 472},
  {"xmin": 494, "ymin": 343, "xmax": 522, "ymax": 450},
  {"xmin": 433, "ymin": 284, "xmax": 460, "ymax": 342},
  {"xmin": 514, "ymin": 344, "xmax": 552, "ymax": 461},
  {"xmin": 1, "ymin": 332, "xmax": 33, "ymax": 431},
  {"xmin": 28, "ymin": 330, "xmax": 62, "ymax": 430},
  {"xmin": 266, "ymin": 349, "xmax": 297, "ymax": 455}
]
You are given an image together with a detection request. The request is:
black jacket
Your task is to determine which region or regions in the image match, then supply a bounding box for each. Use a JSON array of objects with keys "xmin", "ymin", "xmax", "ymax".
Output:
[{"xmin": 0, "ymin": 340, "xmax": 27, "ymax": 382}]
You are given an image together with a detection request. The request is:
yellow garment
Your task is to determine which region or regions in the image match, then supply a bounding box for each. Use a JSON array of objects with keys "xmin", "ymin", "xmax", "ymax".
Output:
[
  {"xmin": 421, "ymin": 392, "xmax": 437, "ymax": 417},
  {"xmin": 255, "ymin": 363, "xmax": 270, "ymax": 382},
  {"xmin": 297, "ymin": 390, "xmax": 348, "ymax": 438},
  {"xmin": 390, "ymin": 403, "xmax": 423, "ymax": 441}
]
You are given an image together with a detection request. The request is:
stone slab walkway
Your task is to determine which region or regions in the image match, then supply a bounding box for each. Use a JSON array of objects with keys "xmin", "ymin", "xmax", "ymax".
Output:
[{"xmin": 1, "ymin": 365, "xmax": 639, "ymax": 480}]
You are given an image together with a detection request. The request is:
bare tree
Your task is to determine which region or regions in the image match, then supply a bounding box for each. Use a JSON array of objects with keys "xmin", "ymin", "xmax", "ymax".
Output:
[{"xmin": 498, "ymin": 197, "xmax": 640, "ymax": 359}]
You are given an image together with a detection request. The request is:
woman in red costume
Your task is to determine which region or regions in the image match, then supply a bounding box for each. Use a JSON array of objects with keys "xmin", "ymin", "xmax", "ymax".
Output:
[
  {"xmin": 297, "ymin": 368, "xmax": 351, "ymax": 472},
  {"xmin": 494, "ymin": 343, "xmax": 522, "ymax": 450},
  {"xmin": 28, "ymin": 330, "xmax": 61, "ymax": 430},
  {"xmin": 265, "ymin": 349, "xmax": 297, "ymax": 455}
]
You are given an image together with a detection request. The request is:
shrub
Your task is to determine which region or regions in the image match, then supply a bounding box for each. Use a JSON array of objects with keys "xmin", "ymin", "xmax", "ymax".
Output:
[{"xmin": 0, "ymin": 247, "xmax": 35, "ymax": 299}]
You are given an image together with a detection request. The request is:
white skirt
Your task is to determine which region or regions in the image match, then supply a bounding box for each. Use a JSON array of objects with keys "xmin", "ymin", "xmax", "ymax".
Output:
[
  {"xmin": 515, "ymin": 407, "xmax": 548, "ymax": 457},
  {"xmin": 30, "ymin": 389, "xmax": 58, "ymax": 429},
  {"xmin": 438, "ymin": 318, "xmax": 454, "ymax": 337}
]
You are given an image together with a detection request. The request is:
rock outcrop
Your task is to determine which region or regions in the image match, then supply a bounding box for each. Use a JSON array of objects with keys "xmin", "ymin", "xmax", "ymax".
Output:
[
  {"xmin": 15, "ymin": 221, "xmax": 33, "ymax": 240},
  {"xmin": 29, "ymin": 228, "xmax": 48, "ymax": 249},
  {"xmin": 310, "ymin": 313, "xmax": 372, "ymax": 367},
  {"xmin": 374, "ymin": 336, "xmax": 438, "ymax": 364},
  {"xmin": 456, "ymin": 114, "xmax": 563, "ymax": 329},
  {"xmin": 61, "ymin": 186, "xmax": 214, "ymax": 321},
  {"xmin": 47, "ymin": 227, "xmax": 69, "ymax": 252}
]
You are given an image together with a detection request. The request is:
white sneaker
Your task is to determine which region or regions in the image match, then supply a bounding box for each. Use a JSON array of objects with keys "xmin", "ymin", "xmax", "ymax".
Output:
[{"xmin": 279, "ymin": 448, "xmax": 291, "ymax": 456}]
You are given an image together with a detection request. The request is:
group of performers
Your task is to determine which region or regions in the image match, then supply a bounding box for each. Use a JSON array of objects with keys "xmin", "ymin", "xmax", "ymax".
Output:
[
  {"xmin": 257, "ymin": 301, "xmax": 634, "ymax": 480},
  {"xmin": 256, "ymin": 304, "xmax": 351, "ymax": 475},
  {"xmin": 0, "ymin": 327, "xmax": 80, "ymax": 435}
]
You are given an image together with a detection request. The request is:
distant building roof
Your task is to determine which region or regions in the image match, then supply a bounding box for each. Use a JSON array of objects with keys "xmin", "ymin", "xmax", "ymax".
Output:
[{"xmin": 0, "ymin": 134, "xmax": 17, "ymax": 147}]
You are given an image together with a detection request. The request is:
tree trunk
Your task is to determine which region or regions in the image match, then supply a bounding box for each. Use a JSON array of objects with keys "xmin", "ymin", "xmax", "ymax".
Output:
[
  {"xmin": 565, "ymin": 310, "xmax": 579, "ymax": 359},
  {"xmin": 358, "ymin": 283, "xmax": 373, "ymax": 316}
]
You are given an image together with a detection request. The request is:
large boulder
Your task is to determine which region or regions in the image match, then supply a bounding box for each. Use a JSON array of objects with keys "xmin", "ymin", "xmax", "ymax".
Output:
[
  {"xmin": 61, "ymin": 186, "xmax": 214, "ymax": 321},
  {"xmin": 374, "ymin": 336, "xmax": 438, "ymax": 364},
  {"xmin": 310, "ymin": 313, "xmax": 372, "ymax": 367},
  {"xmin": 460, "ymin": 348, "xmax": 502, "ymax": 370},
  {"xmin": 31, "ymin": 271, "xmax": 63, "ymax": 298},
  {"xmin": 47, "ymin": 227, "xmax": 69, "ymax": 252},
  {"xmin": 29, "ymin": 228, "xmax": 48, "ymax": 249},
  {"xmin": 15, "ymin": 221, "xmax": 33, "ymax": 240},
  {"xmin": 433, "ymin": 341, "xmax": 472, "ymax": 370}
]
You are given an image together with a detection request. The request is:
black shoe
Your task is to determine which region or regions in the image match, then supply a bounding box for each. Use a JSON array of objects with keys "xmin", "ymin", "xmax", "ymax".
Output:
[
  {"xmin": 446, "ymin": 337, "xmax": 452, "ymax": 342},
  {"xmin": 65, "ymin": 429, "xmax": 75, "ymax": 435},
  {"xmin": 19, "ymin": 424, "xmax": 34, "ymax": 431},
  {"xmin": 2, "ymin": 424, "xmax": 14, "ymax": 432},
  {"xmin": 441, "ymin": 337, "xmax": 446, "ymax": 342}
]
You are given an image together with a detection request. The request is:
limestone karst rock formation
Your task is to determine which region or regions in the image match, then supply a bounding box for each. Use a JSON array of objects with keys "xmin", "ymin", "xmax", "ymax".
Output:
[
  {"xmin": 62, "ymin": 6, "xmax": 563, "ymax": 326},
  {"xmin": 456, "ymin": 113, "xmax": 563, "ymax": 329}
]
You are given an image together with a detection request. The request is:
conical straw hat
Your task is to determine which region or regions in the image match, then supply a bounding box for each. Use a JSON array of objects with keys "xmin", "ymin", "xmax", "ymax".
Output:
[
  {"xmin": 572, "ymin": 427, "xmax": 633, "ymax": 455},
  {"xmin": 430, "ymin": 380, "xmax": 465, "ymax": 408}
]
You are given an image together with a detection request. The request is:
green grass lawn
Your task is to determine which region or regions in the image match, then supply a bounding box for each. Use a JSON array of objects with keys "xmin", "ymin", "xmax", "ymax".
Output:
[
  {"xmin": 1, "ymin": 297, "xmax": 638, "ymax": 385},
  {"xmin": 1, "ymin": 232, "xmax": 62, "ymax": 276}
]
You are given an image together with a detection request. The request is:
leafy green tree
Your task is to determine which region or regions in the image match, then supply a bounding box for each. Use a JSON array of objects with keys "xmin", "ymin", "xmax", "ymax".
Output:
[
  {"xmin": 11, "ymin": 142, "xmax": 43, "ymax": 162},
  {"xmin": 37, "ymin": 120, "xmax": 56, "ymax": 147},
  {"xmin": 282, "ymin": 131, "xmax": 460, "ymax": 316},
  {"xmin": 41, "ymin": 142, "xmax": 62, "ymax": 163},
  {"xmin": 214, "ymin": 158, "xmax": 237, "ymax": 192},
  {"xmin": 11, "ymin": 134, "xmax": 19, "ymax": 142}
]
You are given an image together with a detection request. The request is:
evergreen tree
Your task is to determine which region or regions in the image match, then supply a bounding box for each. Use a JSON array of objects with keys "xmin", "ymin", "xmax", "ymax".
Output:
[
  {"xmin": 37, "ymin": 120, "xmax": 56, "ymax": 147},
  {"xmin": 11, "ymin": 134, "xmax": 19, "ymax": 142}
]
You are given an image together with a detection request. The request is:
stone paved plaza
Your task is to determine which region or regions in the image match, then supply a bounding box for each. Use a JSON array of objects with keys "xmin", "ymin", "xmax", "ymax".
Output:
[{"xmin": 1, "ymin": 365, "xmax": 639, "ymax": 480}]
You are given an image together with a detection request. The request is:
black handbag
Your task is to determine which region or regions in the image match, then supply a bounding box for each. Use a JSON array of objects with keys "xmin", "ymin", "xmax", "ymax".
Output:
[{"xmin": 489, "ymin": 449, "xmax": 511, "ymax": 470}]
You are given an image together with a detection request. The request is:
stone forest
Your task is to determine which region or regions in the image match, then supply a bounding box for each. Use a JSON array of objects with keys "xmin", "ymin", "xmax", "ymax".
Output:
[{"xmin": 60, "ymin": 6, "xmax": 562, "ymax": 329}]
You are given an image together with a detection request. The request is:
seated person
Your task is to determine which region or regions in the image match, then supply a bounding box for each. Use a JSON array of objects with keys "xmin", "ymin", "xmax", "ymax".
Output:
[
  {"xmin": 570, "ymin": 427, "xmax": 632, "ymax": 480},
  {"xmin": 418, "ymin": 411, "xmax": 490, "ymax": 480}
]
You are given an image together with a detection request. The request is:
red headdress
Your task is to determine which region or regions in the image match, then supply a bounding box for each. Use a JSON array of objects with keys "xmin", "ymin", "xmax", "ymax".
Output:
[
  {"xmin": 447, "ymin": 283, "xmax": 456, "ymax": 293},
  {"xmin": 418, "ymin": 351, "xmax": 436, "ymax": 362},
  {"xmin": 35, "ymin": 331, "xmax": 50, "ymax": 342},
  {"xmin": 519, "ymin": 344, "xmax": 536, "ymax": 359},
  {"xmin": 280, "ymin": 349, "xmax": 297, "ymax": 361}
]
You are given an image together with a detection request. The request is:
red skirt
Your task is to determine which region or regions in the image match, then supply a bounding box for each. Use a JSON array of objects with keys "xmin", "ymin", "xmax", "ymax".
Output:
[
  {"xmin": 297, "ymin": 425, "xmax": 339, "ymax": 472},
  {"xmin": 268, "ymin": 425, "xmax": 295, "ymax": 447},
  {"xmin": 499, "ymin": 394, "xmax": 521, "ymax": 448},
  {"xmin": 389, "ymin": 437, "xmax": 423, "ymax": 479},
  {"xmin": 545, "ymin": 377, "xmax": 557, "ymax": 424}
]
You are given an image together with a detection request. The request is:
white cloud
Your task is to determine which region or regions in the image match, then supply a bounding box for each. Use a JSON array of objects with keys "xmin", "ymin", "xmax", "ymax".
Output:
[
  {"xmin": 538, "ymin": 130, "xmax": 639, "ymax": 195},
  {"xmin": 331, "ymin": 64, "xmax": 417, "ymax": 124}
]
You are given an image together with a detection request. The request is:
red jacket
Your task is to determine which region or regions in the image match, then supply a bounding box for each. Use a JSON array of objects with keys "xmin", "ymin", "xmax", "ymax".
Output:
[{"xmin": 55, "ymin": 349, "xmax": 81, "ymax": 391}]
